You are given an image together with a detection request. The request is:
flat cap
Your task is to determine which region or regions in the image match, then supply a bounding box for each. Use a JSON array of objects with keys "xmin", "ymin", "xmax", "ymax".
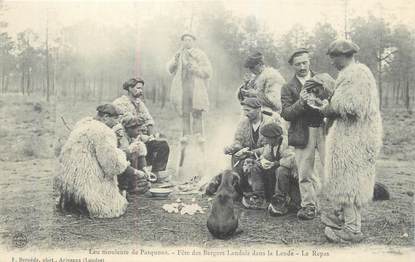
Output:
[
  {"xmin": 260, "ymin": 122, "xmax": 283, "ymax": 138},
  {"xmin": 181, "ymin": 32, "xmax": 196, "ymax": 41},
  {"xmin": 244, "ymin": 52, "xmax": 264, "ymax": 68},
  {"xmin": 121, "ymin": 113, "xmax": 146, "ymax": 128},
  {"xmin": 123, "ymin": 77, "xmax": 144, "ymax": 90},
  {"xmin": 327, "ymin": 39, "xmax": 360, "ymax": 56},
  {"xmin": 96, "ymin": 104, "xmax": 122, "ymax": 116},
  {"xmin": 288, "ymin": 48, "xmax": 309, "ymax": 65},
  {"xmin": 241, "ymin": 97, "xmax": 262, "ymax": 109}
]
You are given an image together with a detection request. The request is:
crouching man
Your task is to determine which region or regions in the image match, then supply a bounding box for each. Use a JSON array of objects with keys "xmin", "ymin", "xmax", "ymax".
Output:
[
  {"xmin": 221, "ymin": 98, "xmax": 273, "ymax": 208},
  {"xmin": 56, "ymin": 104, "xmax": 149, "ymax": 219},
  {"xmin": 114, "ymin": 113, "xmax": 153, "ymax": 194},
  {"xmin": 257, "ymin": 122, "xmax": 301, "ymax": 216}
]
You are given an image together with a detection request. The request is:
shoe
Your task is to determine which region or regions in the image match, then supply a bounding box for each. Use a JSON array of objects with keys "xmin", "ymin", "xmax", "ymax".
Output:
[
  {"xmin": 321, "ymin": 212, "xmax": 343, "ymax": 230},
  {"xmin": 268, "ymin": 195, "xmax": 289, "ymax": 216},
  {"xmin": 324, "ymin": 227, "xmax": 364, "ymax": 243},
  {"xmin": 297, "ymin": 206, "xmax": 317, "ymax": 220},
  {"xmin": 242, "ymin": 195, "xmax": 266, "ymax": 210}
]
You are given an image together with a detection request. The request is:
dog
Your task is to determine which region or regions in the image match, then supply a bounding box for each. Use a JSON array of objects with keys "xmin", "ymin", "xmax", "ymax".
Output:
[{"xmin": 207, "ymin": 169, "xmax": 240, "ymax": 239}]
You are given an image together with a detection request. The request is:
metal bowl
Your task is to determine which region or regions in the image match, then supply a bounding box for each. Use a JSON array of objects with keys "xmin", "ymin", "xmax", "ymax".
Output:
[{"xmin": 149, "ymin": 188, "xmax": 172, "ymax": 198}]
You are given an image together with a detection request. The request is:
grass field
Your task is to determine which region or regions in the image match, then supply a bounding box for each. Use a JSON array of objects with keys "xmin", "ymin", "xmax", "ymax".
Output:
[{"xmin": 0, "ymin": 94, "xmax": 413, "ymax": 252}]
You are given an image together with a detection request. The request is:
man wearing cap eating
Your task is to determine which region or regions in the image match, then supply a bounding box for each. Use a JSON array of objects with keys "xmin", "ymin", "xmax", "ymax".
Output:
[
  {"xmin": 56, "ymin": 104, "xmax": 149, "ymax": 218},
  {"xmin": 223, "ymin": 97, "xmax": 275, "ymax": 209},
  {"xmin": 167, "ymin": 32, "xmax": 212, "ymax": 137},
  {"xmin": 310, "ymin": 39, "xmax": 383, "ymax": 243},
  {"xmin": 114, "ymin": 113, "xmax": 156, "ymax": 194},
  {"xmin": 280, "ymin": 48, "xmax": 326, "ymax": 220},
  {"xmin": 113, "ymin": 77, "xmax": 170, "ymax": 183}
]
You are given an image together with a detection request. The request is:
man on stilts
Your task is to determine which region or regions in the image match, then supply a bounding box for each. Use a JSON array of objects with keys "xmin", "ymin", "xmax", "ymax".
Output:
[{"xmin": 167, "ymin": 32, "xmax": 212, "ymax": 180}]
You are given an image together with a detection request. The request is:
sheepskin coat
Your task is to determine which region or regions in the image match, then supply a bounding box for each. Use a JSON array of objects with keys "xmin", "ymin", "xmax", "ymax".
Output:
[
  {"xmin": 167, "ymin": 47, "xmax": 212, "ymax": 114},
  {"xmin": 57, "ymin": 117, "xmax": 129, "ymax": 218},
  {"xmin": 253, "ymin": 67, "xmax": 286, "ymax": 113},
  {"xmin": 112, "ymin": 95, "xmax": 155, "ymax": 126},
  {"xmin": 324, "ymin": 62, "xmax": 383, "ymax": 207}
]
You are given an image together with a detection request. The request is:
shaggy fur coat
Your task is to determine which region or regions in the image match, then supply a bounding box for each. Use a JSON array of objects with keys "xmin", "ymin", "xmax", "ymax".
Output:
[
  {"xmin": 324, "ymin": 62, "xmax": 383, "ymax": 207},
  {"xmin": 112, "ymin": 95, "xmax": 155, "ymax": 126},
  {"xmin": 57, "ymin": 117, "xmax": 129, "ymax": 218},
  {"xmin": 167, "ymin": 47, "xmax": 212, "ymax": 114},
  {"xmin": 254, "ymin": 67, "xmax": 286, "ymax": 113}
]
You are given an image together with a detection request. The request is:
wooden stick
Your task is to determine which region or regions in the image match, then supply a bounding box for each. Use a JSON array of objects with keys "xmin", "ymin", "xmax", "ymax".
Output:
[{"xmin": 60, "ymin": 116, "xmax": 72, "ymax": 131}]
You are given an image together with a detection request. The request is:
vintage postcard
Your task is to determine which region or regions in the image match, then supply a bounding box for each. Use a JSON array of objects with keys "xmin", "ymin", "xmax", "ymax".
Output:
[{"xmin": 0, "ymin": 0, "xmax": 413, "ymax": 261}]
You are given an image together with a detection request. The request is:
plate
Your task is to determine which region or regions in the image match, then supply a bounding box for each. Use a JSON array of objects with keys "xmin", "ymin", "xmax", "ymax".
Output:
[{"xmin": 149, "ymin": 188, "xmax": 173, "ymax": 198}]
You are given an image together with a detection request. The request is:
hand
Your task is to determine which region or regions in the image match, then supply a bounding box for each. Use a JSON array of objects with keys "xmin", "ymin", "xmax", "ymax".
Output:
[
  {"xmin": 299, "ymin": 89, "xmax": 311, "ymax": 106},
  {"xmin": 174, "ymin": 52, "xmax": 181, "ymax": 61},
  {"xmin": 235, "ymin": 147, "xmax": 250, "ymax": 158},
  {"xmin": 260, "ymin": 158, "xmax": 274, "ymax": 170},
  {"xmin": 308, "ymin": 98, "xmax": 329, "ymax": 111},
  {"xmin": 224, "ymin": 146, "xmax": 233, "ymax": 155},
  {"xmin": 139, "ymin": 134, "xmax": 151, "ymax": 143},
  {"xmin": 243, "ymin": 88, "xmax": 258, "ymax": 97},
  {"xmin": 243, "ymin": 73, "xmax": 252, "ymax": 82}
]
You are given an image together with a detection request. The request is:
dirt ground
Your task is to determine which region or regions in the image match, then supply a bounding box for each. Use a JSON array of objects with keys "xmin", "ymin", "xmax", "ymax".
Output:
[{"xmin": 0, "ymin": 94, "xmax": 413, "ymax": 251}]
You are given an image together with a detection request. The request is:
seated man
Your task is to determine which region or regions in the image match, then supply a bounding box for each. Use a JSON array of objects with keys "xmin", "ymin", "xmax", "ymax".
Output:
[
  {"xmin": 222, "ymin": 97, "xmax": 273, "ymax": 208},
  {"xmin": 113, "ymin": 77, "xmax": 170, "ymax": 182},
  {"xmin": 56, "ymin": 104, "xmax": 149, "ymax": 219},
  {"xmin": 114, "ymin": 113, "xmax": 155, "ymax": 193},
  {"xmin": 255, "ymin": 122, "xmax": 300, "ymax": 216}
]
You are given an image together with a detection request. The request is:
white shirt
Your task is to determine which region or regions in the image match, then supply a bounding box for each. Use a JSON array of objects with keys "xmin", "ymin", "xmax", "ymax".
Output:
[
  {"xmin": 296, "ymin": 71, "xmax": 311, "ymax": 86},
  {"xmin": 251, "ymin": 120, "xmax": 261, "ymax": 132}
]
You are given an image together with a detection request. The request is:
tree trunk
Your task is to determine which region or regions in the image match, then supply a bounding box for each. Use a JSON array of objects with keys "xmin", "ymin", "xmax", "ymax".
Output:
[
  {"xmin": 405, "ymin": 79, "xmax": 410, "ymax": 113},
  {"xmin": 5, "ymin": 75, "xmax": 9, "ymax": 93},
  {"xmin": 26, "ymin": 69, "xmax": 31, "ymax": 96},
  {"xmin": 98, "ymin": 73, "xmax": 103, "ymax": 104},
  {"xmin": 21, "ymin": 71, "xmax": 25, "ymax": 95}
]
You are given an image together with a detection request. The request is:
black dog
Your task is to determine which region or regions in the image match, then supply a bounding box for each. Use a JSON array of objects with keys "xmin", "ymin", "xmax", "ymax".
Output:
[{"xmin": 207, "ymin": 170, "xmax": 240, "ymax": 239}]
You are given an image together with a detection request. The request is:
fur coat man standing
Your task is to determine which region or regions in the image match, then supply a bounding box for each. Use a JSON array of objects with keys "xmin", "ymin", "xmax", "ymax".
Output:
[{"xmin": 311, "ymin": 39, "xmax": 383, "ymax": 243}]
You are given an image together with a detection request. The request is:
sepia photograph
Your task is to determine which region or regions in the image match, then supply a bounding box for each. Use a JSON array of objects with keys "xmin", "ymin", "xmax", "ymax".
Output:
[{"xmin": 0, "ymin": 0, "xmax": 413, "ymax": 261}]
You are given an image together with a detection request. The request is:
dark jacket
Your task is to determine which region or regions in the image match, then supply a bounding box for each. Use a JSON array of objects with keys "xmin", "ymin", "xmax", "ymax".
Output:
[{"xmin": 281, "ymin": 75, "xmax": 324, "ymax": 148}]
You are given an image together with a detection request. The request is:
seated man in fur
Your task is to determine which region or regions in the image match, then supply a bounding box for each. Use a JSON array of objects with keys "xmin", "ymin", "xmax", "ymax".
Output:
[
  {"xmin": 114, "ymin": 113, "xmax": 157, "ymax": 193},
  {"xmin": 56, "ymin": 104, "xmax": 150, "ymax": 218},
  {"xmin": 113, "ymin": 77, "xmax": 170, "ymax": 182}
]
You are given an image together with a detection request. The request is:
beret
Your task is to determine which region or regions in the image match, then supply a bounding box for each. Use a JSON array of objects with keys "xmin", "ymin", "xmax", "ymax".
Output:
[
  {"xmin": 327, "ymin": 39, "xmax": 360, "ymax": 56},
  {"xmin": 244, "ymin": 52, "xmax": 264, "ymax": 68},
  {"xmin": 122, "ymin": 77, "xmax": 144, "ymax": 90},
  {"xmin": 241, "ymin": 97, "xmax": 262, "ymax": 109},
  {"xmin": 288, "ymin": 48, "xmax": 309, "ymax": 65},
  {"xmin": 181, "ymin": 33, "xmax": 196, "ymax": 41},
  {"xmin": 121, "ymin": 113, "xmax": 146, "ymax": 128},
  {"xmin": 260, "ymin": 122, "xmax": 283, "ymax": 138},
  {"xmin": 96, "ymin": 104, "xmax": 122, "ymax": 116}
]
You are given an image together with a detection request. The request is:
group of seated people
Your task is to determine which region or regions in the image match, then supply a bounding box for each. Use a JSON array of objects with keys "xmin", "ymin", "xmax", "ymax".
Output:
[{"xmin": 56, "ymin": 77, "xmax": 170, "ymax": 218}]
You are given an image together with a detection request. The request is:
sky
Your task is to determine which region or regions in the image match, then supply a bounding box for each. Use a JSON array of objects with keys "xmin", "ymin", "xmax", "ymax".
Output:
[{"xmin": 1, "ymin": 0, "xmax": 414, "ymax": 41}]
